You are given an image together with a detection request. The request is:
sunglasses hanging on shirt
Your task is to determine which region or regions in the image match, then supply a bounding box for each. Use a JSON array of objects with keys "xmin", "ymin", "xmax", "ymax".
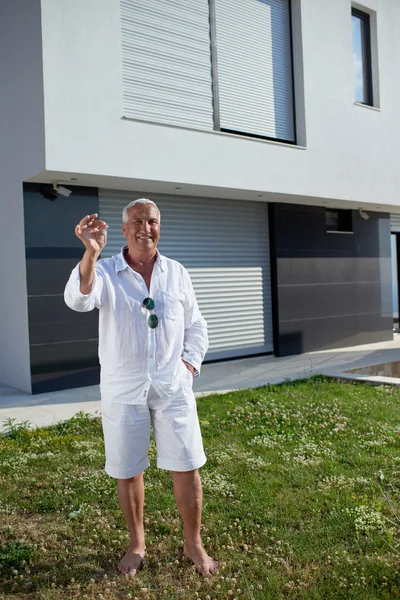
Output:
[{"xmin": 142, "ymin": 297, "xmax": 158, "ymax": 329}]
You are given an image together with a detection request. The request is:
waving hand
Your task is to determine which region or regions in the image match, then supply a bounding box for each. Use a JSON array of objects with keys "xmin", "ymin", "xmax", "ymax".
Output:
[{"xmin": 75, "ymin": 213, "xmax": 108, "ymax": 254}]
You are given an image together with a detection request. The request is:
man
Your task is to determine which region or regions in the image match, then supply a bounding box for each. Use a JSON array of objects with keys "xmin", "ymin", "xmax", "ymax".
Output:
[{"xmin": 64, "ymin": 199, "xmax": 217, "ymax": 576}]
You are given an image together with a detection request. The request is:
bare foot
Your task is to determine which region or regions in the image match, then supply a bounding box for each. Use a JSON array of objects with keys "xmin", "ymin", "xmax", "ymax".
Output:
[
  {"xmin": 118, "ymin": 545, "xmax": 145, "ymax": 576},
  {"xmin": 184, "ymin": 542, "xmax": 218, "ymax": 576}
]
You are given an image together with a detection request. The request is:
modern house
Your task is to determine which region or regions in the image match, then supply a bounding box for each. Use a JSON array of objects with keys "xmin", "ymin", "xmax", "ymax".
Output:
[{"xmin": 1, "ymin": 0, "xmax": 400, "ymax": 394}]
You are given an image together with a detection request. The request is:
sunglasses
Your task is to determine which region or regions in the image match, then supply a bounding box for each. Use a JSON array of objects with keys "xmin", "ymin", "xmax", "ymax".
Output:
[{"xmin": 142, "ymin": 297, "xmax": 158, "ymax": 329}]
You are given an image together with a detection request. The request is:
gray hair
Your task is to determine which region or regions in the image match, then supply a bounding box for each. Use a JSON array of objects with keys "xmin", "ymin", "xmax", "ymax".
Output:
[{"xmin": 122, "ymin": 198, "xmax": 160, "ymax": 223}]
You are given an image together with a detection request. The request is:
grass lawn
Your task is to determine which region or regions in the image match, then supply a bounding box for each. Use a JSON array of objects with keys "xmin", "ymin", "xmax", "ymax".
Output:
[{"xmin": 0, "ymin": 377, "xmax": 400, "ymax": 600}]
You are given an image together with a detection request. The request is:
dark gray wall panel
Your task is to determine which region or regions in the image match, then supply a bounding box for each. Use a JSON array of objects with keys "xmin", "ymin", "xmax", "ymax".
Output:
[
  {"xmin": 30, "ymin": 340, "xmax": 99, "ymax": 371},
  {"xmin": 24, "ymin": 183, "xmax": 99, "ymax": 393},
  {"xmin": 24, "ymin": 184, "xmax": 97, "ymax": 247},
  {"xmin": 278, "ymin": 282, "xmax": 382, "ymax": 321},
  {"xmin": 279, "ymin": 315, "xmax": 393, "ymax": 356},
  {"xmin": 26, "ymin": 257, "xmax": 84, "ymax": 296},
  {"xmin": 31, "ymin": 368, "xmax": 100, "ymax": 394},
  {"xmin": 27, "ymin": 295, "xmax": 98, "ymax": 326},
  {"xmin": 271, "ymin": 203, "xmax": 393, "ymax": 356},
  {"xmin": 277, "ymin": 255, "xmax": 382, "ymax": 285},
  {"xmin": 29, "ymin": 320, "xmax": 97, "ymax": 346}
]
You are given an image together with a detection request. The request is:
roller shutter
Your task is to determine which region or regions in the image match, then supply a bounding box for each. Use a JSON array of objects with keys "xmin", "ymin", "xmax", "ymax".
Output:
[
  {"xmin": 99, "ymin": 191, "xmax": 273, "ymax": 360},
  {"xmin": 120, "ymin": 0, "xmax": 214, "ymax": 130},
  {"xmin": 214, "ymin": 0, "xmax": 295, "ymax": 142},
  {"xmin": 391, "ymin": 214, "xmax": 400, "ymax": 232}
]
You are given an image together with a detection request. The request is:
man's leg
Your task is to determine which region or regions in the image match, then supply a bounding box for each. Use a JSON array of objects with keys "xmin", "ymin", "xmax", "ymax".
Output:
[
  {"xmin": 117, "ymin": 472, "xmax": 146, "ymax": 575},
  {"xmin": 172, "ymin": 469, "xmax": 218, "ymax": 576}
]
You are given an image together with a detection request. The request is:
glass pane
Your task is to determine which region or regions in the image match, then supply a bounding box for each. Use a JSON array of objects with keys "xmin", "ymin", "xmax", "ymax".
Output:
[
  {"xmin": 352, "ymin": 15, "xmax": 365, "ymax": 103},
  {"xmin": 326, "ymin": 210, "xmax": 339, "ymax": 231}
]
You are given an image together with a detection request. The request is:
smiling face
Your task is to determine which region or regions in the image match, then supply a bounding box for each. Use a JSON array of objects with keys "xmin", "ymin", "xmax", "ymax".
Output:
[{"xmin": 122, "ymin": 203, "xmax": 160, "ymax": 256}]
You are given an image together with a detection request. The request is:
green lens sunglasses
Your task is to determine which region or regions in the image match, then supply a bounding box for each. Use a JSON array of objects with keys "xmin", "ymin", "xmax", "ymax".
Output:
[{"xmin": 142, "ymin": 297, "xmax": 158, "ymax": 329}]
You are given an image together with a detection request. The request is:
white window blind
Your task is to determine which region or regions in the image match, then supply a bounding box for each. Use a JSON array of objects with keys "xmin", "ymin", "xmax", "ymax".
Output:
[
  {"xmin": 120, "ymin": 0, "xmax": 214, "ymax": 130},
  {"xmin": 214, "ymin": 0, "xmax": 295, "ymax": 142}
]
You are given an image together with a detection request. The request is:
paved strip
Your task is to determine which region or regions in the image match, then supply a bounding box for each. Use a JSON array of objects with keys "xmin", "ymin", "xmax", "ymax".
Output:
[{"xmin": 1, "ymin": 335, "xmax": 400, "ymax": 428}]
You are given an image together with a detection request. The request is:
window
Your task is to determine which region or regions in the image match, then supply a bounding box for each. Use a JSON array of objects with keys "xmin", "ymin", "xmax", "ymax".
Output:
[
  {"xmin": 352, "ymin": 8, "xmax": 373, "ymax": 106},
  {"xmin": 212, "ymin": 0, "xmax": 295, "ymax": 143},
  {"xmin": 326, "ymin": 209, "xmax": 353, "ymax": 233},
  {"xmin": 120, "ymin": 0, "xmax": 298, "ymax": 143}
]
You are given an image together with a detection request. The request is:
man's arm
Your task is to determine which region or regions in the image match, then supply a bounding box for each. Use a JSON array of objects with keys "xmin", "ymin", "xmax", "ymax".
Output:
[
  {"xmin": 79, "ymin": 248, "xmax": 101, "ymax": 295},
  {"xmin": 182, "ymin": 270, "xmax": 209, "ymax": 378},
  {"xmin": 64, "ymin": 214, "xmax": 108, "ymax": 312},
  {"xmin": 64, "ymin": 259, "xmax": 105, "ymax": 312}
]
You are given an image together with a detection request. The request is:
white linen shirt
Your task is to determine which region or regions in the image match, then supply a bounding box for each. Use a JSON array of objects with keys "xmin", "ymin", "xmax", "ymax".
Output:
[{"xmin": 64, "ymin": 248, "xmax": 208, "ymax": 404}]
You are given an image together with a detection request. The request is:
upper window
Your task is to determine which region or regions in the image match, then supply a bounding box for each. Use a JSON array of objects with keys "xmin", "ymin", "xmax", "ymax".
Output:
[
  {"xmin": 120, "ymin": 0, "xmax": 297, "ymax": 143},
  {"xmin": 352, "ymin": 8, "xmax": 373, "ymax": 106},
  {"xmin": 214, "ymin": 0, "xmax": 295, "ymax": 144}
]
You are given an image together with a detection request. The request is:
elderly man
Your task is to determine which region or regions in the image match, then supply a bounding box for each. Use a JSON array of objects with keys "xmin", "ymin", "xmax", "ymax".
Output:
[{"xmin": 64, "ymin": 199, "xmax": 217, "ymax": 576}]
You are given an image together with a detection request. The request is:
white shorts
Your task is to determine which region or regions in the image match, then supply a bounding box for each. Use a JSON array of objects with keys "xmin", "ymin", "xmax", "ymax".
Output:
[{"xmin": 101, "ymin": 375, "xmax": 206, "ymax": 479}]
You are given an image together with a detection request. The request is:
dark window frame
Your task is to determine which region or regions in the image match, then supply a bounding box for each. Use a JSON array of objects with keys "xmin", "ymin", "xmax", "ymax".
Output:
[
  {"xmin": 352, "ymin": 7, "xmax": 373, "ymax": 106},
  {"xmin": 325, "ymin": 209, "xmax": 353, "ymax": 234}
]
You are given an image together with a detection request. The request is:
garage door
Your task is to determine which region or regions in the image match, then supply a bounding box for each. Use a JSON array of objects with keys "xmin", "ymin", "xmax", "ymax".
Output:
[{"xmin": 99, "ymin": 191, "xmax": 273, "ymax": 360}]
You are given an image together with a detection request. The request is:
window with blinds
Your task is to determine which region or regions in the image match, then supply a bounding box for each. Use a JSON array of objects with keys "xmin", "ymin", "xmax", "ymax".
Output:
[
  {"xmin": 120, "ymin": 0, "xmax": 295, "ymax": 142},
  {"xmin": 120, "ymin": 0, "xmax": 214, "ymax": 130},
  {"xmin": 213, "ymin": 0, "xmax": 295, "ymax": 142}
]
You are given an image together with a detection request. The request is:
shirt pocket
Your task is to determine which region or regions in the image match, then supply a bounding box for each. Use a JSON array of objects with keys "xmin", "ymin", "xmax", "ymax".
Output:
[{"xmin": 162, "ymin": 292, "xmax": 185, "ymax": 321}]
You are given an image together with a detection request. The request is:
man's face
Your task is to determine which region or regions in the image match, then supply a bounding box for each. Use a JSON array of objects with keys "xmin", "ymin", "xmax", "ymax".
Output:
[{"xmin": 122, "ymin": 204, "xmax": 160, "ymax": 253}]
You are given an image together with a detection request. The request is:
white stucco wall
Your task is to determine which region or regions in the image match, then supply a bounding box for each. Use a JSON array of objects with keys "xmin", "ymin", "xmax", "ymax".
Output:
[
  {"xmin": 39, "ymin": 0, "xmax": 400, "ymax": 208},
  {"xmin": 0, "ymin": 0, "xmax": 46, "ymax": 392}
]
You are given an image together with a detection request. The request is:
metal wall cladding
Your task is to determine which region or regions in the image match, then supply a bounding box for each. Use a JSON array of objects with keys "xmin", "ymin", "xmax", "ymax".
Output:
[
  {"xmin": 215, "ymin": 0, "xmax": 295, "ymax": 142},
  {"xmin": 99, "ymin": 191, "xmax": 273, "ymax": 359},
  {"xmin": 272, "ymin": 204, "xmax": 393, "ymax": 356},
  {"xmin": 120, "ymin": 0, "xmax": 214, "ymax": 129},
  {"xmin": 391, "ymin": 214, "xmax": 400, "ymax": 232}
]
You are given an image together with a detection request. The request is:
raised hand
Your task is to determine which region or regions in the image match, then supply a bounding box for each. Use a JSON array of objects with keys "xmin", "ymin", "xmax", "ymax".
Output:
[{"xmin": 75, "ymin": 214, "xmax": 108, "ymax": 254}]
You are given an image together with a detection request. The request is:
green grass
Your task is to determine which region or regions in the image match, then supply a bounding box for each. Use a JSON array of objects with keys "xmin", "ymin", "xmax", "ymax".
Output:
[{"xmin": 1, "ymin": 377, "xmax": 400, "ymax": 599}]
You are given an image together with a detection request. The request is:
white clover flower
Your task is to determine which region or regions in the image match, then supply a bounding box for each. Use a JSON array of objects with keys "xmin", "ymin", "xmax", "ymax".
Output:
[
  {"xmin": 344, "ymin": 505, "xmax": 387, "ymax": 534},
  {"xmin": 201, "ymin": 473, "xmax": 237, "ymax": 498},
  {"xmin": 318, "ymin": 475, "xmax": 369, "ymax": 492},
  {"xmin": 283, "ymin": 439, "xmax": 334, "ymax": 466},
  {"xmin": 248, "ymin": 435, "xmax": 279, "ymax": 448},
  {"xmin": 245, "ymin": 456, "xmax": 269, "ymax": 469}
]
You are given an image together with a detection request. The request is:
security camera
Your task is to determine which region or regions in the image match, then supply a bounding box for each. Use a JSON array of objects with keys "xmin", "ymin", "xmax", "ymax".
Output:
[
  {"xmin": 359, "ymin": 209, "xmax": 370, "ymax": 221},
  {"xmin": 53, "ymin": 184, "xmax": 72, "ymax": 197},
  {"xmin": 40, "ymin": 184, "xmax": 58, "ymax": 201}
]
